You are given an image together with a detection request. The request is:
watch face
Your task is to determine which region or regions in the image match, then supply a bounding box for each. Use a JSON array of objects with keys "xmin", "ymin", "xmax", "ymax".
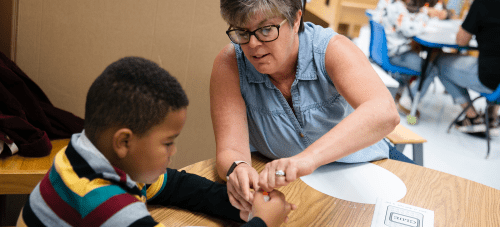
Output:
[{"xmin": 227, "ymin": 162, "xmax": 239, "ymax": 177}]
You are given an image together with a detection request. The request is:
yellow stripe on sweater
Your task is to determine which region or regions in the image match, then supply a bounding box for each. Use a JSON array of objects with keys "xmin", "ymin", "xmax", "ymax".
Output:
[
  {"xmin": 54, "ymin": 149, "xmax": 113, "ymax": 197},
  {"xmin": 146, "ymin": 174, "xmax": 165, "ymax": 200}
]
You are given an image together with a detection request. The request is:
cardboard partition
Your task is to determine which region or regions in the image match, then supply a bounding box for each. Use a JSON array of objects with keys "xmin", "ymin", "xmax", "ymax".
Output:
[
  {"xmin": 0, "ymin": 0, "xmax": 16, "ymax": 59},
  {"xmin": 14, "ymin": 0, "xmax": 230, "ymax": 169}
]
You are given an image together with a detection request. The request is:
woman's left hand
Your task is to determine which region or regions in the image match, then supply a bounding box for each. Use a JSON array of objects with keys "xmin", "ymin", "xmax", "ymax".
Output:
[{"xmin": 258, "ymin": 156, "xmax": 316, "ymax": 192}]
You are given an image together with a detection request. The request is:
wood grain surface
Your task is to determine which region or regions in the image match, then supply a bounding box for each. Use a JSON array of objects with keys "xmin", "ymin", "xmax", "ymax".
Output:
[
  {"xmin": 386, "ymin": 124, "xmax": 427, "ymax": 144},
  {"xmin": 150, "ymin": 152, "xmax": 500, "ymax": 227},
  {"xmin": 0, "ymin": 139, "xmax": 70, "ymax": 194}
]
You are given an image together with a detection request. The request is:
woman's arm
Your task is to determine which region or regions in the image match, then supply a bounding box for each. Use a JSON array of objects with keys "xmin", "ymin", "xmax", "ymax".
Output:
[
  {"xmin": 456, "ymin": 26, "xmax": 473, "ymax": 46},
  {"xmin": 211, "ymin": 43, "xmax": 251, "ymax": 179},
  {"xmin": 258, "ymin": 36, "xmax": 400, "ymax": 192},
  {"xmin": 295, "ymin": 35, "xmax": 399, "ymax": 169},
  {"xmin": 210, "ymin": 43, "xmax": 260, "ymax": 210}
]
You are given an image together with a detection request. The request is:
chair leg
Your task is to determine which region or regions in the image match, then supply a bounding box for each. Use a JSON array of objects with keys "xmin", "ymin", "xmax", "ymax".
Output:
[
  {"xmin": 394, "ymin": 144, "xmax": 406, "ymax": 153},
  {"xmin": 447, "ymin": 102, "xmax": 472, "ymax": 133},
  {"xmin": 447, "ymin": 96, "xmax": 483, "ymax": 133},
  {"xmin": 412, "ymin": 144, "xmax": 424, "ymax": 166},
  {"xmin": 407, "ymin": 81, "xmax": 414, "ymax": 101},
  {"xmin": 485, "ymin": 103, "xmax": 491, "ymax": 159}
]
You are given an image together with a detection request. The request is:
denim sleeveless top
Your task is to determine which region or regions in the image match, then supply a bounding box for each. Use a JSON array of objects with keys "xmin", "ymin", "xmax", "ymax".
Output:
[{"xmin": 235, "ymin": 22, "xmax": 389, "ymax": 163}]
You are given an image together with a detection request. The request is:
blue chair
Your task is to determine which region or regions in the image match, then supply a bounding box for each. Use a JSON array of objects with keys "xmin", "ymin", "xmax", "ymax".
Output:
[
  {"xmin": 365, "ymin": 9, "xmax": 375, "ymax": 19},
  {"xmin": 369, "ymin": 20, "xmax": 420, "ymax": 78},
  {"xmin": 447, "ymin": 84, "xmax": 500, "ymax": 158}
]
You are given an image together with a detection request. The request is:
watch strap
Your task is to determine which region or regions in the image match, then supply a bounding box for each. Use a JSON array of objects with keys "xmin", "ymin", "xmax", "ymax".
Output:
[{"xmin": 226, "ymin": 161, "xmax": 249, "ymax": 180}]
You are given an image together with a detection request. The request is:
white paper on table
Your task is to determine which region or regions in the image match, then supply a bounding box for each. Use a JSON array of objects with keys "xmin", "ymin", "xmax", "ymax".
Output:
[
  {"xmin": 371, "ymin": 198, "xmax": 434, "ymax": 227},
  {"xmin": 300, "ymin": 162, "xmax": 406, "ymax": 204}
]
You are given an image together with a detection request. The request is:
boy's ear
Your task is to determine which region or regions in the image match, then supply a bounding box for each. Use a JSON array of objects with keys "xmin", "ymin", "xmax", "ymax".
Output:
[{"xmin": 113, "ymin": 128, "xmax": 133, "ymax": 159}]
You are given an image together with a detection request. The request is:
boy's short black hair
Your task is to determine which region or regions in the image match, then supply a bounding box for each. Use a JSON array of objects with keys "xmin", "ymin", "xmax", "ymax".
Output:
[{"xmin": 84, "ymin": 56, "xmax": 189, "ymax": 143}]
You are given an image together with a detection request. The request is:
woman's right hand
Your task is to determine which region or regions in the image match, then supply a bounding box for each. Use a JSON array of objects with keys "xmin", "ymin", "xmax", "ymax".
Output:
[{"xmin": 227, "ymin": 163, "xmax": 260, "ymax": 212}]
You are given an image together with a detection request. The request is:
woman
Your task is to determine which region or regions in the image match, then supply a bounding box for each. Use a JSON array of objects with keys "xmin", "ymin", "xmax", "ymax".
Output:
[{"xmin": 210, "ymin": 0, "xmax": 402, "ymax": 212}]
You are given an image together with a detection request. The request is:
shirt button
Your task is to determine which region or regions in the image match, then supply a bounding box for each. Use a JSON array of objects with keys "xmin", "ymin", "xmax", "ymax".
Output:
[{"xmin": 299, "ymin": 133, "xmax": 304, "ymax": 138}]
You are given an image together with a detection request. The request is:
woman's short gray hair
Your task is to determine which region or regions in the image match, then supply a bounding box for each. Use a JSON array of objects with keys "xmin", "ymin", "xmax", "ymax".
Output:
[{"xmin": 220, "ymin": 0, "xmax": 304, "ymax": 33}]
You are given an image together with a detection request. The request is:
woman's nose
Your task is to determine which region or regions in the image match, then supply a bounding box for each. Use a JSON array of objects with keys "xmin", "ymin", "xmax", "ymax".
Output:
[{"xmin": 247, "ymin": 34, "xmax": 262, "ymax": 48}]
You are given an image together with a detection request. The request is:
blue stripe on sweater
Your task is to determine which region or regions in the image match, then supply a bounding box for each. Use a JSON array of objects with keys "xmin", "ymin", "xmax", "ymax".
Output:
[{"xmin": 48, "ymin": 165, "xmax": 128, "ymax": 218}]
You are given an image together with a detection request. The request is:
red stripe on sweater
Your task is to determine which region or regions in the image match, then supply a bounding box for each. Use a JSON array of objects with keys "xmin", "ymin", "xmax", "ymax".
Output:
[
  {"xmin": 39, "ymin": 169, "xmax": 81, "ymax": 226},
  {"xmin": 113, "ymin": 166, "xmax": 128, "ymax": 183},
  {"xmin": 81, "ymin": 193, "xmax": 140, "ymax": 226}
]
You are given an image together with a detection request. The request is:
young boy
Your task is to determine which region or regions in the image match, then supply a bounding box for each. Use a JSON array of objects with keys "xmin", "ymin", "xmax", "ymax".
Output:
[{"xmin": 16, "ymin": 57, "xmax": 294, "ymax": 227}]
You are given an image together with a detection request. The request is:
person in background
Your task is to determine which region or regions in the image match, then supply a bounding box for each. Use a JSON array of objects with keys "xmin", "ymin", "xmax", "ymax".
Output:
[
  {"xmin": 406, "ymin": 0, "xmax": 453, "ymax": 19},
  {"xmin": 372, "ymin": 0, "xmax": 452, "ymax": 119},
  {"xmin": 376, "ymin": 0, "xmax": 452, "ymax": 20},
  {"xmin": 16, "ymin": 57, "xmax": 295, "ymax": 227},
  {"xmin": 211, "ymin": 0, "xmax": 408, "ymax": 215},
  {"xmin": 436, "ymin": 0, "xmax": 500, "ymax": 135}
]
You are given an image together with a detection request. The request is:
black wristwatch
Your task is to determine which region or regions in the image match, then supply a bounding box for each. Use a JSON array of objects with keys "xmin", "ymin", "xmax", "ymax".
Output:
[{"xmin": 226, "ymin": 161, "xmax": 248, "ymax": 180}]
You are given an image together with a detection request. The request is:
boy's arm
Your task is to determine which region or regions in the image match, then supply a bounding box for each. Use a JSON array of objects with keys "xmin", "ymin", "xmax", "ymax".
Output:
[
  {"xmin": 148, "ymin": 168, "xmax": 268, "ymax": 225},
  {"xmin": 243, "ymin": 217, "xmax": 267, "ymax": 227}
]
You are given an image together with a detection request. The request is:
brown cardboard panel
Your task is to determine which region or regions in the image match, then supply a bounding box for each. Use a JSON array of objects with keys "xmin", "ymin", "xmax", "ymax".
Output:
[
  {"xmin": 36, "ymin": 0, "xmax": 107, "ymax": 117},
  {"xmin": 99, "ymin": 0, "xmax": 158, "ymax": 64},
  {"xmin": 16, "ymin": 0, "xmax": 43, "ymax": 84},
  {"xmin": 36, "ymin": 0, "xmax": 158, "ymax": 117},
  {"xmin": 151, "ymin": 0, "xmax": 197, "ymax": 86},
  {"xmin": 171, "ymin": 0, "xmax": 230, "ymax": 169},
  {"xmin": 152, "ymin": 0, "xmax": 203, "ymax": 169},
  {"xmin": 0, "ymin": 0, "xmax": 14, "ymax": 59},
  {"xmin": 15, "ymin": 0, "xmax": 231, "ymax": 169}
]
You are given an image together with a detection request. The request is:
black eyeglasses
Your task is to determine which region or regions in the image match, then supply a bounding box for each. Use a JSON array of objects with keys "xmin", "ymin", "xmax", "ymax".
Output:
[{"xmin": 226, "ymin": 19, "xmax": 288, "ymax": 45}]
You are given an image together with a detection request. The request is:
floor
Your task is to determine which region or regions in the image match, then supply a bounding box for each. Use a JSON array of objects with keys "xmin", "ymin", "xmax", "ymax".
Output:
[{"xmin": 353, "ymin": 25, "xmax": 500, "ymax": 191}]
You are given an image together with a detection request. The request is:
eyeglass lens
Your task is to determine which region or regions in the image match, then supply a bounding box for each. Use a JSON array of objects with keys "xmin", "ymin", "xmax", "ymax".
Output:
[{"xmin": 228, "ymin": 26, "xmax": 279, "ymax": 44}]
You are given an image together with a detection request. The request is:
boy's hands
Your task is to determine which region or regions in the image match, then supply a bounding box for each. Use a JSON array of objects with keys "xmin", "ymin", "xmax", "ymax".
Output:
[
  {"xmin": 251, "ymin": 190, "xmax": 297, "ymax": 227},
  {"xmin": 239, "ymin": 210, "xmax": 250, "ymax": 222},
  {"xmin": 227, "ymin": 164, "xmax": 260, "ymax": 211}
]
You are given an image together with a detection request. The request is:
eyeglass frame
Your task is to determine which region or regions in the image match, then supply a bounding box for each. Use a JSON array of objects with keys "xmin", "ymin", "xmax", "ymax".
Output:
[{"xmin": 225, "ymin": 19, "xmax": 288, "ymax": 45}]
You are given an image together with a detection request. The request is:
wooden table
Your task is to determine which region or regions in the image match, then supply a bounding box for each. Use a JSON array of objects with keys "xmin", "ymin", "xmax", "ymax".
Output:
[
  {"xmin": 149, "ymin": 152, "xmax": 500, "ymax": 226},
  {"xmin": 386, "ymin": 124, "xmax": 427, "ymax": 166},
  {"xmin": 0, "ymin": 139, "xmax": 70, "ymax": 194}
]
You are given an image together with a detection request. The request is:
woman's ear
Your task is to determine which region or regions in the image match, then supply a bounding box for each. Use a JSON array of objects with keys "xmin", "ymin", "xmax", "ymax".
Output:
[
  {"xmin": 113, "ymin": 128, "xmax": 133, "ymax": 159},
  {"xmin": 294, "ymin": 10, "xmax": 303, "ymax": 34}
]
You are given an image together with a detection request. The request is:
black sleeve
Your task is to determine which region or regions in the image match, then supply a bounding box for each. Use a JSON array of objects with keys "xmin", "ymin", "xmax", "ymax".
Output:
[
  {"xmin": 147, "ymin": 168, "xmax": 244, "ymax": 223},
  {"xmin": 462, "ymin": 0, "xmax": 483, "ymax": 35},
  {"xmin": 243, "ymin": 217, "xmax": 267, "ymax": 227},
  {"xmin": 128, "ymin": 216, "xmax": 161, "ymax": 227}
]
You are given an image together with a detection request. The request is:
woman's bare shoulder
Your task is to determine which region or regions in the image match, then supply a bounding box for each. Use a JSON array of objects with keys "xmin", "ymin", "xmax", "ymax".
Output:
[
  {"xmin": 214, "ymin": 43, "xmax": 237, "ymax": 66},
  {"xmin": 212, "ymin": 43, "xmax": 240, "ymax": 82}
]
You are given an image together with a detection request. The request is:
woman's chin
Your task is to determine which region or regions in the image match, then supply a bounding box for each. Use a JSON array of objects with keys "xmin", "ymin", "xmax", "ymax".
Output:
[{"xmin": 253, "ymin": 65, "xmax": 274, "ymax": 75}]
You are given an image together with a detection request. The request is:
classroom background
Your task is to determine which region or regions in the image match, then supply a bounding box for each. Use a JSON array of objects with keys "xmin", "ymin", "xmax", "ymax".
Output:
[{"xmin": 1, "ymin": 0, "xmax": 499, "ymax": 225}]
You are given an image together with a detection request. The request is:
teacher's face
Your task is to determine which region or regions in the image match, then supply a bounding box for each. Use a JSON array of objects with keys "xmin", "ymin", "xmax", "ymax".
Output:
[{"xmin": 238, "ymin": 12, "xmax": 299, "ymax": 75}]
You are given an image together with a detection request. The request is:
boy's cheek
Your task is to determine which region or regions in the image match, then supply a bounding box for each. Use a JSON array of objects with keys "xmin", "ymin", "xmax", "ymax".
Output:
[{"xmin": 170, "ymin": 146, "xmax": 177, "ymax": 156}]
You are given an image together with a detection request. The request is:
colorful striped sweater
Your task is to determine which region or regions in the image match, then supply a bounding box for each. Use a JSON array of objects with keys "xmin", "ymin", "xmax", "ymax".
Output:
[{"xmin": 18, "ymin": 132, "xmax": 266, "ymax": 227}]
